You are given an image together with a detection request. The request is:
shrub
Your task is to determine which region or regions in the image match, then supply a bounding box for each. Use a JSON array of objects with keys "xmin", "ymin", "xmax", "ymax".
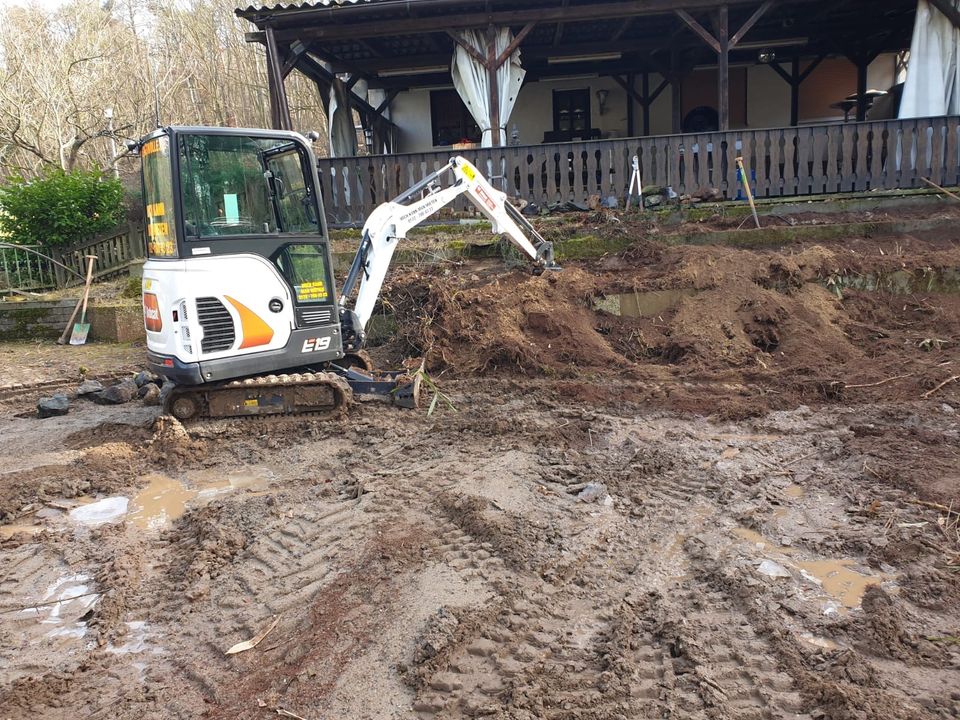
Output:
[{"xmin": 0, "ymin": 168, "xmax": 125, "ymax": 248}]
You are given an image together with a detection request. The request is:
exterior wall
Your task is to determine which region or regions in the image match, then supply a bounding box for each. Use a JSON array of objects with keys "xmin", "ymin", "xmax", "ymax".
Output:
[{"xmin": 390, "ymin": 53, "xmax": 901, "ymax": 153}]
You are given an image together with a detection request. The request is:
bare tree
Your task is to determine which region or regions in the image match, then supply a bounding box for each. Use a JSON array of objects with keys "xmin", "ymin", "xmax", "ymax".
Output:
[{"xmin": 0, "ymin": 0, "xmax": 327, "ymax": 179}]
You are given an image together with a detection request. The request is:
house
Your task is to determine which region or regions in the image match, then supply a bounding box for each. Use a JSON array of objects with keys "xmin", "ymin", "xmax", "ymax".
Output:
[{"xmin": 236, "ymin": 0, "xmax": 959, "ymax": 225}]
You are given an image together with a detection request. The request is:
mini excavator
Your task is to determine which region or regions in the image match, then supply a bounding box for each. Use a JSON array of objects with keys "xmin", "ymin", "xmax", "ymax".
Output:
[{"xmin": 135, "ymin": 126, "xmax": 557, "ymax": 420}]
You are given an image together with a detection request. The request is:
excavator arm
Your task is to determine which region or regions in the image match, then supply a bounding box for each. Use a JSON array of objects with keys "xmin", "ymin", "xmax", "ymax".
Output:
[{"xmin": 337, "ymin": 156, "xmax": 558, "ymax": 351}]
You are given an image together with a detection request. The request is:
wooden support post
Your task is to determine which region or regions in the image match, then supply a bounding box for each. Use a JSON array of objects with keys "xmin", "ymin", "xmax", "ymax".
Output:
[
  {"xmin": 670, "ymin": 49, "xmax": 683, "ymax": 134},
  {"xmin": 265, "ymin": 27, "xmax": 292, "ymax": 131},
  {"xmin": 486, "ymin": 25, "xmax": 502, "ymax": 147},
  {"xmin": 716, "ymin": 5, "xmax": 729, "ymax": 131},
  {"xmin": 674, "ymin": 1, "xmax": 773, "ymax": 132},
  {"xmin": 790, "ymin": 56, "xmax": 800, "ymax": 126},
  {"xmin": 627, "ymin": 74, "xmax": 636, "ymax": 137},
  {"xmin": 642, "ymin": 72, "xmax": 652, "ymax": 135},
  {"xmin": 769, "ymin": 54, "xmax": 823, "ymax": 127},
  {"xmin": 855, "ymin": 57, "xmax": 869, "ymax": 121}
]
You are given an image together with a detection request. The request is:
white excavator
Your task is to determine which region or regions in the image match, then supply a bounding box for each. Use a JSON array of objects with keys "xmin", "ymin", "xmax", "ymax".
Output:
[{"xmin": 135, "ymin": 126, "xmax": 557, "ymax": 420}]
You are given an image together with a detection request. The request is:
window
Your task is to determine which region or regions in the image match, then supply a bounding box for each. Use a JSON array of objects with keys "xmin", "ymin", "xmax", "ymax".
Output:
[
  {"xmin": 142, "ymin": 135, "xmax": 178, "ymax": 258},
  {"xmin": 275, "ymin": 244, "xmax": 331, "ymax": 304},
  {"xmin": 553, "ymin": 89, "xmax": 592, "ymax": 135},
  {"xmin": 177, "ymin": 134, "xmax": 319, "ymax": 238},
  {"xmin": 430, "ymin": 89, "xmax": 481, "ymax": 147},
  {"xmin": 264, "ymin": 148, "xmax": 318, "ymax": 232}
]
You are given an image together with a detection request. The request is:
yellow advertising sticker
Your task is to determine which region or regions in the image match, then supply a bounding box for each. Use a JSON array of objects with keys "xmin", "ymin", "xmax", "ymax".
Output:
[
  {"xmin": 147, "ymin": 222, "xmax": 169, "ymax": 238},
  {"xmin": 148, "ymin": 239, "xmax": 176, "ymax": 257},
  {"xmin": 146, "ymin": 202, "xmax": 165, "ymax": 218},
  {"xmin": 296, "ymin": 281, "xmax": 329, "ymax": 302},
  {"xmin": 142, "ymin": 139, "xmax": 160, "ymax": 157},
  {"xmin": 461, "ymin": 163, "xmax": 476, "ymax": 181}
]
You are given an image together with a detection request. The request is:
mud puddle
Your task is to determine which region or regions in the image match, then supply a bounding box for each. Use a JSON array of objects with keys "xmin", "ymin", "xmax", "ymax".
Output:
[
  {"xmin": 1, "ymin": 466, "xmax": 275, "ymax": 537},
  {"xmin": 127, "ymin": 467, "xmax": 273, "ymax": 530},
  {"xmin": 733, "ymin": 526, "xmax": 893, "ymax": 612}
]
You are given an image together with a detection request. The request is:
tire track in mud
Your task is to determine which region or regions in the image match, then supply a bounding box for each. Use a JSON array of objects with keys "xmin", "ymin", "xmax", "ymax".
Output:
[{"xmin": 398, "ymin": 413, "xmax": 832, "ymax": 720}]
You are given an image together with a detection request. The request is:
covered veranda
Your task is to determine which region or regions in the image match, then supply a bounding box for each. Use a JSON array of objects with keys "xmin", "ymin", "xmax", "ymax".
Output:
[{"xmin": 236, "ymin": 0, "xmax": 960, "ymax": 225}]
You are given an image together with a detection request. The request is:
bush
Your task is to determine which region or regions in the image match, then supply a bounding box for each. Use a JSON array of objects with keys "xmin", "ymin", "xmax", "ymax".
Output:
[{"xmin": 0, "ymin": 168, "xmax": 125, "ymax": 248}]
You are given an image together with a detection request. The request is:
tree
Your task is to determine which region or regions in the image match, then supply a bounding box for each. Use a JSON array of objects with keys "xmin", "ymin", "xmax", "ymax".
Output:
[
  {"xmin": 0, "ymin": 168, "xmax": 125, "ymax": 247},
  {"xmin": 0, "ymin": 0, "xmax": 328, "ymax": 180}
]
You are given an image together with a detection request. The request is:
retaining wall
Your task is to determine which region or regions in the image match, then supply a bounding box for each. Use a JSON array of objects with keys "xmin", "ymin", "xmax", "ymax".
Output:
[{"xmin": 0, "ymin": 300, "xmax": 145, "ymax": 342}]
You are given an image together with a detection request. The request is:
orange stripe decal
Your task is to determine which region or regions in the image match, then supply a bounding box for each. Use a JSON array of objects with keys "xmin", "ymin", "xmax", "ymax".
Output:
[{"xmin": 224, "ymin": 296, "xmax": 275, "ymax": 349}]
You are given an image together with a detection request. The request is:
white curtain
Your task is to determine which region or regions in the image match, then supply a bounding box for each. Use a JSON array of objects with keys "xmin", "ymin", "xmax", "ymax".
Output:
[
  {"xmin": 900, "ymin": 0, "xmax": 960, "ymax": 117},
  {"xmin": 451, "ymin": 28, "xmax": 526, "ymax": 147},
  {"xmin": 328, "ymin": 77, "xmax": 358, "ymax": 158}
]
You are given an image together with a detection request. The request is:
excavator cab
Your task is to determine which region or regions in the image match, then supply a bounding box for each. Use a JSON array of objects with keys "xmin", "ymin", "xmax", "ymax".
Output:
[{"xmin": 139, "ymin": 127, "xmax": 345, "ymax": 388}]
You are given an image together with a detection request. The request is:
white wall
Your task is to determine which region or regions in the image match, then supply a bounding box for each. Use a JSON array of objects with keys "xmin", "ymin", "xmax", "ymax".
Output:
[{"xmin": 387, "ymin": 52, "xmax": 903, "ymax": 153}]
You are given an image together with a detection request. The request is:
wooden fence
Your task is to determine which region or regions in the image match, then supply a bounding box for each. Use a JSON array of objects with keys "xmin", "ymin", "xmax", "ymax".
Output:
[
  {"xmin": 51, "ymin": 225, "xmax": 146, "ymax": 288},
  {"xmin": 0, "ymin": 226, "xmax": 145, "ymax": 294},
  {"xmin": 316, "ymin": 116, "xmax": 960, "ymax": 226}
]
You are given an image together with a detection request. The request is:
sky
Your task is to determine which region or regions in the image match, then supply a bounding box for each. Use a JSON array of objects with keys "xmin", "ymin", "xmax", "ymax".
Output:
[{"xmin": 7, "ymin": 0, "xmax": 69, "ymax": 7}]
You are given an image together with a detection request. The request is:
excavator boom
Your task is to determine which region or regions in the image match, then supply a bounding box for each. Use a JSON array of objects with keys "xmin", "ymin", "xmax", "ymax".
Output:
[{"xmin": 338, "ymin": 156, "xmax": 558, "ymax": 349}]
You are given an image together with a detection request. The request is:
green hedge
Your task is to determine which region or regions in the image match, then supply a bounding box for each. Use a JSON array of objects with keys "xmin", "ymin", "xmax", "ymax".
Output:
[{"xmin": 0, "ymin": 168, "xmax": 124, "ymax": 248}]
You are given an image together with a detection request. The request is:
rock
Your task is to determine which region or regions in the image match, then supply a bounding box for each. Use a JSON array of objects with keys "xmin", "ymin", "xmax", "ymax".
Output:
[
  {"xmin": 577, "ymin": 482, "xmax": 609, "ymax": 503},
  {"xmin": 644, "ymin": 193, "xmax": 663, "ymax": 207},
  {"xmin": 942, "ymin": 403, "xmax": 956, "ymax": 414},
  {"xmin": 140, "ymin": 383, "xmax": 161, "ymax": 406},
  {"xmin": 77, "ymin": 379, "xmax": 104, "ymax": 396},
  {"xmin": 695, "ymin": 185, "xmax": 723, "ymax": 202},
  {"xmin": 94, "ymin": 378, "xmax": 139, "ymax": 405},
  {"xmin": 37, "ymin": 394, "xmax": 70, "ymax": 418},
  {"xmin": 134, "ymin": 370, "xmax": 158, "ymax": 387}
]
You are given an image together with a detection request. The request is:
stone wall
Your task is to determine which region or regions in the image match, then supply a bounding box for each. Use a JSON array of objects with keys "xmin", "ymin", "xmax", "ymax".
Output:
[
  {"xmin": 0, "ymin": 300, "xmax": 145, "ymax": 342},
  {"xmin": 0, "ymin": 300, "xmax": 78, "ymax": 340}
]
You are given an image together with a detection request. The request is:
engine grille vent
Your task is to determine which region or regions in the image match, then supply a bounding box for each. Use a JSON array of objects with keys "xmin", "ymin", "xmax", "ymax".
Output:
[
  {"xmin": 196, "ymin": 297, "xmax": 235, "ymax": 354},
  {"xmin": 297, "ymin": 306, "xmax": 334, "ymax": 327}
]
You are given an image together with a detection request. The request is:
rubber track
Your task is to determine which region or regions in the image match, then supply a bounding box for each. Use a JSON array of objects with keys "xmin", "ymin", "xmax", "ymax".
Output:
[{"xmin": 169, "ymin": 370, "xmax": 353, "ymax": 421}]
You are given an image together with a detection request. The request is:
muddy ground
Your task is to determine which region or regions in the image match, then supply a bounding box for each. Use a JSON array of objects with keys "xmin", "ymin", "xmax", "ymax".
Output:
[{"xmin": 1, "ymin": 225, "xmax": 959, "ymax": 720}]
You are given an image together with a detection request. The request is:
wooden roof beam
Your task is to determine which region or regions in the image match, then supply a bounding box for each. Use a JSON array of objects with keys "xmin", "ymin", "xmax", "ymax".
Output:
[
  {"xmin": 675, "ymin": 9, "xmax": 720, "ymax": 53},
  {"xmin": 676, "ymin": 1, "xmax": 776, "ymax": 53},
  {"xmin": 263, "ymin": 0, "xmax": 810, "ymax": 43}
]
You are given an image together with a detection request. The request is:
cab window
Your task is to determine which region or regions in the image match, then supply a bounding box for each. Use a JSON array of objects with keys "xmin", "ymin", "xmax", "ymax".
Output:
[
  {"xmin": 265, "ymin": 149, "xmax": 318, "ymax": 233},
  {"xmin": 177, "ymin": 134, "xmax": 319, "ymax": 238},
  {"xmin": 275, "ymin": 244, "xmax": 331, "ymax": 304},
  {"xmin": 142, "ymin": 135, "xmax": 178, "ymax": 258}
]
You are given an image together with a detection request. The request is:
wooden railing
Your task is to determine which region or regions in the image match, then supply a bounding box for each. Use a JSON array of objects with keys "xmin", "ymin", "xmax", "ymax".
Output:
[
  {"xmin": 316, "ymin": 116, "xmax": 960, "ymax": 226},
  {"xmin": 51, "ymin": 225, "xmax": 146, "ymax": 288}
]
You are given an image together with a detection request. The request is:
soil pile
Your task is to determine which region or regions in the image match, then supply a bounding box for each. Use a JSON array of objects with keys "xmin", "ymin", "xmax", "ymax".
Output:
[{"xmin": 389, "ymin": 235, "xmax": 960, "ymax": 414}]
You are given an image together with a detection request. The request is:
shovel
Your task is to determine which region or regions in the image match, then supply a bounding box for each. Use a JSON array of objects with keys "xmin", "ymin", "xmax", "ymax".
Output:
[{"xmin": 68, "ymin": 255, "xmax": 97, "ymax": 346}]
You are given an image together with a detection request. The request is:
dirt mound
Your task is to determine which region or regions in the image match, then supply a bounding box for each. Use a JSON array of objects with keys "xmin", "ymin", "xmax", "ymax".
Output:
[
  {"xmin": 399, "ymin": 267, "xmax": 623, "ymax": 375},
  {"xmin": 389, "ymin": 239, "xmax": 960, "ymax": 415}
]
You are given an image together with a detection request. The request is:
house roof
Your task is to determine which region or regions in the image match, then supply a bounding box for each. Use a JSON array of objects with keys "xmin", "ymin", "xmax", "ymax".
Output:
[
  {"xmin": 238, "ymin": 0, "xmax": 388, "ymax": 11},
  {"xmin": 237, "ymin": 0, "xmax": 916, "ymax": 91}
]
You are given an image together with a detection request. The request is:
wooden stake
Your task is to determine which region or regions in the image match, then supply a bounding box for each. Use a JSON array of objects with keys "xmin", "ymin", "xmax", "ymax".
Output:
[
  {"xmin": 921, "ymin": 176, "xmax": 960, "ymax": 202},
  {"xmin": 736, "ymin": 157, "xmax": 761, "ymax": 228}
]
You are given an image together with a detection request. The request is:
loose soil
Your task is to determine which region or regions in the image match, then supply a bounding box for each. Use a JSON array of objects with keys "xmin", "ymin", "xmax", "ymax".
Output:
[{"xmin": 1, "ymin": 227, "xmax": 958, "ymax": 719}]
